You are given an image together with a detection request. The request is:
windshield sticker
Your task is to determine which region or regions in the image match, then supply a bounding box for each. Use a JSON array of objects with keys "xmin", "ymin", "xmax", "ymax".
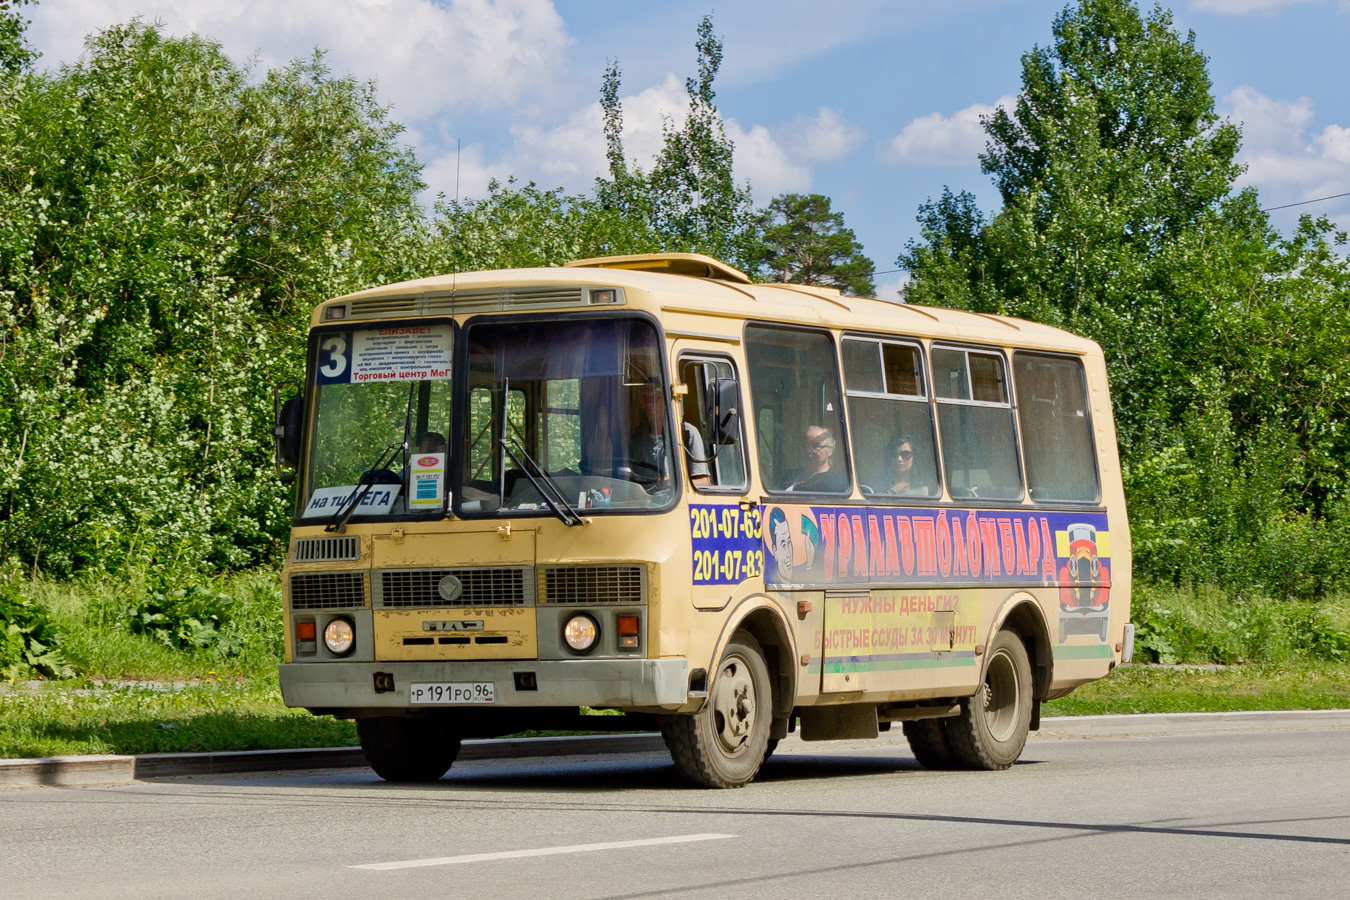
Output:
[
  {"xmin": 316, "ymin": 326, "xmax": 453, "ymax": 385},
  {"xmin": 409, "ymin": 453, "xmax": 445, "ymax": 510},
  {"xmin": 302, "ymin": 485, "xmax": 400, "ymax": 518}
]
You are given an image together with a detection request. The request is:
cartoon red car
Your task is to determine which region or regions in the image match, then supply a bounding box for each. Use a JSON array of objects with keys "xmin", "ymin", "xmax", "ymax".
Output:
[{"xmin": 1058, "ymin": 522, "xmax": 1111, "ymax": 642}]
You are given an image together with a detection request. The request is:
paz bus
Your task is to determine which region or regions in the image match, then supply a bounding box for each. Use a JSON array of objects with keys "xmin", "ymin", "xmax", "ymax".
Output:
[{"xmin": 274, "ymin": 253, "xmax": 1133, "ymax": 788}]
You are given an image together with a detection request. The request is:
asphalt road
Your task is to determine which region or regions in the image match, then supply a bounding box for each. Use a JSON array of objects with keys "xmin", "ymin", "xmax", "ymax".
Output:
[{"xmin": 3, "ymin": 728, "xmax": 1348, "ymax": 899}]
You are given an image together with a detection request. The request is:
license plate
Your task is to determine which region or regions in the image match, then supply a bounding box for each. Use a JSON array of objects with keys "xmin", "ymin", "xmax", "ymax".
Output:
[{"xmin": 409, "ymin": 682, "xmax": 495, "ymax": 704}]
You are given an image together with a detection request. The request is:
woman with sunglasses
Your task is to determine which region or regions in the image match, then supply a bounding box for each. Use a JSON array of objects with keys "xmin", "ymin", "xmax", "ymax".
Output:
[{"xmin": 886, "ymin": 433, "xmax": 931, "ymax": 497}]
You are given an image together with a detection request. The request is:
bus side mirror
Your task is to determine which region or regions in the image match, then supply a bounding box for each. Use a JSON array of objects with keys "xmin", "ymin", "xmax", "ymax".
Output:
[
  {"xmin": 709, "ymin": 377, "xmax": 741, "ymax": 446},
  {"xmin": 273, "ymin": 381, "xmax": 304, "ymax": 484}
]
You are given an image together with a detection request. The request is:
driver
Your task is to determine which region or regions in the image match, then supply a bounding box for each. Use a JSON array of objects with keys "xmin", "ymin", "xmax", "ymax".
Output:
[{"xmin": 628, "ymin": 378, "xmax": 708, "ymax": 490}]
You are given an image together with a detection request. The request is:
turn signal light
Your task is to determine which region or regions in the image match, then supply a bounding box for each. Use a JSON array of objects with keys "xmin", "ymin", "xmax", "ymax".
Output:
[
  {"xmin": 295, "ymin": 621, "xmax": 317, "ymax": 641},
  {"xmin": 616, "ymin": 614, "xmax": 639, "ymax": 649}
]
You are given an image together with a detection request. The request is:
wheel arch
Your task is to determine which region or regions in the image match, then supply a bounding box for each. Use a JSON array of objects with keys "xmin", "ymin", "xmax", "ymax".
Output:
[
  {"xmin": 712, "ymin": 596, "xmax": 798, "ymax": 721},
  {"xmin": 986, "ymin": 592, "xmax": 1053, "ymax": 700}
]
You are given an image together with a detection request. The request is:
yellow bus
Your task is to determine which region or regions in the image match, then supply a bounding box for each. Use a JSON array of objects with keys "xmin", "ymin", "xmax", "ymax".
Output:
[{"xmin": 274, "ymin": 253, "xmax": 1133, "ymax": 788}]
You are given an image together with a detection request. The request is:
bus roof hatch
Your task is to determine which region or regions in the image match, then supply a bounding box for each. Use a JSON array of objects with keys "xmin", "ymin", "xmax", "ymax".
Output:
[{"xmin": 564, "ymin": 253, "xmax": 752, "ymax": 284}]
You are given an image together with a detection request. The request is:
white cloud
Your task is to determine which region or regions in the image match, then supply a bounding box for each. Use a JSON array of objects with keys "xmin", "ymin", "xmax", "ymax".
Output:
[
  {"xmin": 1221, "ymin": 87, "xmax": 1350, "ymax": 218},
  {"xmin": 877, "ymin": 274, "xmax": 910, "ymax": 304},
  {"xmin": 878, "ymin": 95, "xmax": 1015, "ymax": 167},
  {"xmin": 779, "ymin": 108, "xmax": 867, "ymax": 163},
  {"xmin": 29, "ymin": 0, "xmax": 571, "ymax": 120},
  {"xmin": 727, "ymin": 108, "xmax": 864, "ymax": 201},
  {"xmin": 431, "ymin": 75, "xmax": 865, "ymax": 204},
  {"xmin": 1190, "ymin": 0, "xmax": 1324, "ymax": 16}
]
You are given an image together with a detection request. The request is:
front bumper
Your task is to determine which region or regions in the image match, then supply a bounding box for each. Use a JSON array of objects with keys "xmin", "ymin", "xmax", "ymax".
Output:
[{"xmin": 280, "ymin": 657, "xmax": 690, "ymax": 712}]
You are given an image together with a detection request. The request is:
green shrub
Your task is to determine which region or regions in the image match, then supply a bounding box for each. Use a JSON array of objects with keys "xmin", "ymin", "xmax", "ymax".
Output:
[
  {"xmin": 1130, "ymin": 582, "xmax": 1350, "ymax": 665},
  {"xmin": 126, "ymin": 583, "xmax": 242, "ymax": 657},
  {"xmin": 0, "ymin": 582, "xmax": 74, "ymax": 679}
]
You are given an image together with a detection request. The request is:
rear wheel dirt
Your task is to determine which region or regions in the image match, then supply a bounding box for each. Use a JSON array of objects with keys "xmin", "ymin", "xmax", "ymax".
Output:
[
  {"xmin": 357, "ymin": 715, "xmax": 462, "ymax": 782},
  {"xmin": 661, "ymin": 632, "xmax": 772, "ymax": 788},
  {"xmin": 945, "ymin": 630, "xmax": 1033, "ymax": 770}
]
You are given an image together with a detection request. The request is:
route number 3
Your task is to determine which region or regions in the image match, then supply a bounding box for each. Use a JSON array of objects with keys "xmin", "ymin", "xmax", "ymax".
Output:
[{"xmin": 319, "ymin": 335, "xmax": 349, "ymax": 381}]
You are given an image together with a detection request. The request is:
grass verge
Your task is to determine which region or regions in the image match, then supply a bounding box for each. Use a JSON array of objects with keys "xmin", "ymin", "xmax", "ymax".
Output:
[
  {"xmin": 1044, "ymin": 662, "xmax": 1350, "ymax": 716},
  {"xmin": 0, "ymin": 678, "xmax": 356, "ymax": 758}
]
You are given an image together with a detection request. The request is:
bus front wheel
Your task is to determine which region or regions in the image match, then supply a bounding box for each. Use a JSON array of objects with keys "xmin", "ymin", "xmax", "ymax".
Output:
[
  {"xmin": 944, "ymin": 630, "xmax": 1033, "ymax": 770},
  {"xmin": 357, "ymin": 715, "xmax": 462, "ymax": 782},
  {"xmin": 661, "ymin": 632, "xmax": 772, "ymax": 788}
]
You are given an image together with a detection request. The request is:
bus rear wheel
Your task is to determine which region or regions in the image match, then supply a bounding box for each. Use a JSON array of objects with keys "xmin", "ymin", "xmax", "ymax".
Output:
[
  {"xmin": 945, "ymin": 630, "xmax": 1033, "ymax": 771},
  {"xmin": 357, "ymin": 715, "xmax": 462, "ymax": 782},
  {"xmin": 903, "ymin": 717, "xmax": 957, "ymax": 769},
  {"xmin": 661, "ymin": 632, "xmax": 772, "ymax": 788}
]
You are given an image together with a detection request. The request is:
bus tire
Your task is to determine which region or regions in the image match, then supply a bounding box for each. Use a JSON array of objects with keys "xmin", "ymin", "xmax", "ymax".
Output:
[
  {"xmin": 357, "ymin": 715, "xmax": 462, "ymax": 782},
  {"xmin": 661, "ymin": 632, "xmax": 772, "ymax": 788},
  {"xmin": 902, "ymin": 717, "xmax": 956, "ymax": 769},
  {"xmin": 944, "ymin": 630, "xmax": 1033, "ymax": 771}
]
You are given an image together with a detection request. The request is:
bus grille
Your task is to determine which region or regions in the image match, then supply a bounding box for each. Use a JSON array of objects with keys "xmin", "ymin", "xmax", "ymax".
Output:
[
  {"xmin": 290, "ymin": 571, "xmax": 367, "ymax": 610},
  {"xmin": 376, "ymin": 567, "xmax": 534, "ymax": 608},
  {"xmin": 539, "ymin": 565, "xmax": 646, "ymax": 604},
  {"xmin": 424, "ymin": 286, "xmax": 587, "ymax": 314},
  {"xmin": 292, "ymin": 536, "xmax": 360, "ymax": 563}
]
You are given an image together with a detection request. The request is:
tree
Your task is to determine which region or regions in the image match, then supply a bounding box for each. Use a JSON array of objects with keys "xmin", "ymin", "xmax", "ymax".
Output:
[
  {"xmin": 0, "ymin": 21, "xmax": 426, "ymax": 575},
  {"xmin": 897, "ymin": 0, "xmax": 1350, "ymax": 596},
  {"xmin": 755, "ymin": 193, "xmax": 875, "ymax": 296},
  {"xmin": 595, "ymin": 15, "xmax": 758, "ymax": 271},
  {"xmin": 0, "ymin": 0, "xmax": 37, "ymax": 75}
]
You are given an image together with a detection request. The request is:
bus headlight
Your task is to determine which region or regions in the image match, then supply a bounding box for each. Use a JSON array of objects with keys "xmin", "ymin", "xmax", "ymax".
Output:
[
  {"xmin": 563, "ymin": 614, "xmax": 599, "ymax": 653},
  {"xmin": 323, "ymin": 617, "xmax": 356, "ymax": 656}
]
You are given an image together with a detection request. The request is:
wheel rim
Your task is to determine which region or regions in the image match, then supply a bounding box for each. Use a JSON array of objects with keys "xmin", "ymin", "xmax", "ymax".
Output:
[
  {"xmin": 981, "ymin": 647, "xmax": 1022, "ymax": 743},
  {"xmin": 709, "ymin": 654, "xmax": 757, "ymax": 757}
]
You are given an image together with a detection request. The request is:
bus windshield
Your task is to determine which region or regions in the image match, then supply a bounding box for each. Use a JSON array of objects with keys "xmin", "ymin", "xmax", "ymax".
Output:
[
  {"xmin": 459, "ymin": 316, "xmax": 676, "ymax": 515},
  {"xmin": 302, "ymin": 325, "xmax": 454, "ymax": 521}
]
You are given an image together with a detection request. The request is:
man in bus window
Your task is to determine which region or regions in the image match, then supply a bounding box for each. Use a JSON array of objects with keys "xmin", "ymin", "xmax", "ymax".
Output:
[
  {"xmin": 631, "ymin": 379, "xmax": 710, "ymax": 490},
  {"xmin": 787, "ymin": 426, "xmax": 847, "ymax": 493}
]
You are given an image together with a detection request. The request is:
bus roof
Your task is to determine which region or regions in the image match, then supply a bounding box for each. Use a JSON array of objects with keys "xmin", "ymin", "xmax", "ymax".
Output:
[{"xmin": 319, "ymin": 253, "xmax": 1099, "ymax": 355}]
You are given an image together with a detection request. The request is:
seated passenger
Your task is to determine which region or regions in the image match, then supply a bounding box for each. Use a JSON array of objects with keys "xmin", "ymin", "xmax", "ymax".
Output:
[
  {"xmin": 787, "ymin": 426, "xmax": 847, "ymax": 493},
  {"xmin": 885, "ymin": 433, "xmax": 932, "ymax": 497},
  {"xmin": 415, "ymin": 431, "xmax": 446, "ymax": 454}
]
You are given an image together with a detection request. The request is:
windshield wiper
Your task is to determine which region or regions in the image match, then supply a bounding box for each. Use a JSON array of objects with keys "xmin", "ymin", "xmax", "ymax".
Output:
[
  {"xmin": 499, "ymin": 437, "xmax": 587, "ymax": 527},
  {"xmin": 325, "ymin": 441, "xmax": 404, "ymax": 534}
]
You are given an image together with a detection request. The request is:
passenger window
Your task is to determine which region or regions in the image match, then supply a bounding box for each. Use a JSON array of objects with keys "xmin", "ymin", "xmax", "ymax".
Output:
[
  {"xmin": 842, "ymin": 338, "xmax": 940, "ymax": 500},
  {"xmin": 745, "ymin": 325, "xmax": 851, "ymax": 495},
  {"xmin": 932, "ymin": 346, "xmax": 1023, "ymax": 501},
  {"xmin": 1014, "ymin": 353, "xmax": 1100, "ymax": 502},
  {"xmin": 679, "ymin": 357, "xmax": 748, "ymax": 492}
]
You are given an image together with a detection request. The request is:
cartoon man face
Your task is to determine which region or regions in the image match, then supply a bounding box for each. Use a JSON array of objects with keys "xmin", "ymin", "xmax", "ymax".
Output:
[{"xmin": 768, "ymin": 508, "xmax": 793, "ymax": 582}]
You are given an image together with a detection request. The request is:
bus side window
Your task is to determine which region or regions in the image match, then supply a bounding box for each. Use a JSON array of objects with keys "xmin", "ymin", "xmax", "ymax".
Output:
[
  {"xmin": 678, "ymin": 357, "xmax": 747, "ymax": 492},
  {"xmin": 931, "ymin": 346, "xmax": 1023, "ymax": 501},
  {"xmin": 842, "ymin": 337, "xmax": 940, "ymax": 499},
  {"xmin": 1014, "ymin": 353, "xmax": 1100, "ymax": 502},
  {"xmin": 745, "ymin": 325, "xmax": 851, "ymax": 495}
]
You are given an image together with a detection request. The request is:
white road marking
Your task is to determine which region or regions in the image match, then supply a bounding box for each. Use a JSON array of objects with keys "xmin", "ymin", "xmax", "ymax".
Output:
[{"xmin": 351, "ymin": 833, "xmax": 737, "ymax": 871}]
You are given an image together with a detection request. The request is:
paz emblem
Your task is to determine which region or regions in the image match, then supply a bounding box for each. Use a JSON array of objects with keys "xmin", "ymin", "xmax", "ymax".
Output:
[{"xmin": 437, "ymin": 574, "xmax": 463, "ymax": 603}]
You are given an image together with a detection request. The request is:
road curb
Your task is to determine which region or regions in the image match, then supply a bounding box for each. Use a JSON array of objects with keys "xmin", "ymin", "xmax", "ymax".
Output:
[
  {"xmin": 4, "ymin": 710, "xmax": 1348, "ymax": 788},
  {"xmin": 1033, "ymin": 708, "xmax": 1350, "ymax": 738}
]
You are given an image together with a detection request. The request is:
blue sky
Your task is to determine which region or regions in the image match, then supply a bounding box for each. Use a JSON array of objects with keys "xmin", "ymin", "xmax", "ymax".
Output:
[{"xmin": 32, "ymin": 0, "xmax": 1350, "ymax": 298}]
